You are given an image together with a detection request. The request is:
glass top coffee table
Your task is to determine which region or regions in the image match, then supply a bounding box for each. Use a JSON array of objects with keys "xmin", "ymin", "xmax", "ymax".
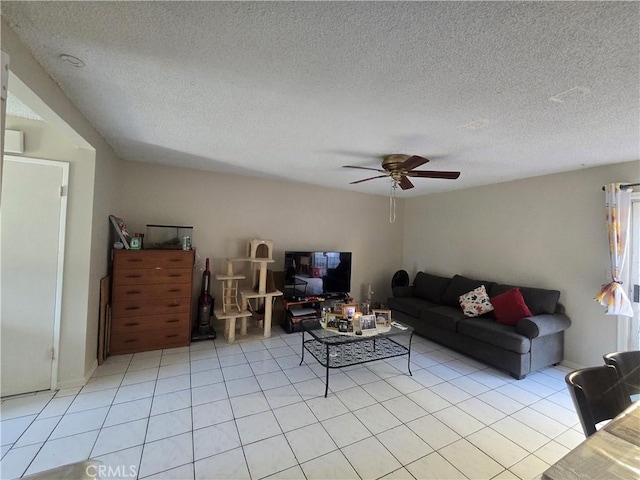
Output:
[{"xmin": 299, "ymin": 318, "xmax": 414, "ymax": 397}]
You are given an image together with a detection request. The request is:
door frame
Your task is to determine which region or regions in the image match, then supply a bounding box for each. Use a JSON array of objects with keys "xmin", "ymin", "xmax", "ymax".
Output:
[
  {"xmin": 617, "ymin": 192, "xmax": 640, "ymax": 351},
  {"xmin": 3, "ymin": 155, "xmax": 69, "ymax": 390}
]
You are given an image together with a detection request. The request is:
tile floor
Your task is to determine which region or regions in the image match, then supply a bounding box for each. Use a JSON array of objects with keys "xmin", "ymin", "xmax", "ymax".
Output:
[{"xmin": 0, "ymin": 327, "xmax": 585, "ymax": 480}]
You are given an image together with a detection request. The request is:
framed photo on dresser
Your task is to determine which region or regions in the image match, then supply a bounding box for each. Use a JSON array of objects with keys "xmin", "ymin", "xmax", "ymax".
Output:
[{"xmin": 109, "ymin": 215, "xmax": 131, "ymax": 249}]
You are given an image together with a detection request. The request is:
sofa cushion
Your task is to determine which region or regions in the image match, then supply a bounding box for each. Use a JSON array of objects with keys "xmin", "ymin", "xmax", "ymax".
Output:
[
  {"xmin": 491, "ymin": 288, "xmax": 532, "ymax": 326},
  {"xmin": 490, "ymin": 284, "xmax": 560, "ymax": 315},
  {"xmin": 419, "ymin": 305, "xmax": 468, "ymax": 331},
  {"xmin": 458, "ymin": 318, "xmax": 531, "ymax": 354},
  {"xmin": 459, "ymin": 285, "xmax": 494, "ymax": 317},
  {"xmin": 388, "ymin": 296, "xmax": 437, "ymax": 318},
  {"xmin": 442, "ymin": 275, "xmax": 496, "ymax": 308},
  {"xmin": 414, "ymin": 272, "xmax": 451, "ymax": 304}
]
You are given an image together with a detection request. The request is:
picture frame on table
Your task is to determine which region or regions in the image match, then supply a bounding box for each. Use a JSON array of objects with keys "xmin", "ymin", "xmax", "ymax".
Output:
[
  {"xmin": 360, "ymin": 314, "xmax": 377, "ymax": 330},
  {"xmin": 324, "ymin": 312, "xmax": 345, "ymax": 329},
  {"xmin": 333, "ymin": 302, "xmax": 345, "ymax": 314},
  {"xmin": 341, "ymin": 304, "xmax": 358, "ymax": 319},
  {"xmin": 339, "ymin": 318, "xmax": 349, "ymax": 333},
  {"xmin": 373, "ymin": 309, "xmax": 391, "ymax": 326}
]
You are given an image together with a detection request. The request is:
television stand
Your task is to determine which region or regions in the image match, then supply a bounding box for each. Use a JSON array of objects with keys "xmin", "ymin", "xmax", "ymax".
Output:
[
  {"xmin": 282, "ymin": 297, "xmax": 323, "ymax": 333},
  {"xmin": 281, "ymin": 293, "xmax": 350, "ymax": 333}
]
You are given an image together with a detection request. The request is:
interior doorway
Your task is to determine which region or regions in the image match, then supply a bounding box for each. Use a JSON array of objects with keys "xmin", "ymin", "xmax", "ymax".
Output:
[{"xmin": 1, "ymin": 155, "xmax": 68, "ymax": 396}]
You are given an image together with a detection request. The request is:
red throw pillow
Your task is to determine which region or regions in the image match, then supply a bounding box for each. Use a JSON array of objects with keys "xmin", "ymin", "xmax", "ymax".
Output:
[{"xmin": 491, "ymin": 288, "xmax": 532, "ymax": 326}]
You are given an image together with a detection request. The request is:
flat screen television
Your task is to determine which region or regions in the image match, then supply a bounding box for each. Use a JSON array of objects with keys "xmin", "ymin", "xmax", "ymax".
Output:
[{"xmin": 284, "ymin": 251, "xmax": 352, "ymax": 298}]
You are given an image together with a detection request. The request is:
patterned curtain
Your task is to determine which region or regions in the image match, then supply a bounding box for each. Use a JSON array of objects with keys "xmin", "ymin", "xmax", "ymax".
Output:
[{"xmin": 595, "ymin": 183, "xmax": 633, "ymax": 317}]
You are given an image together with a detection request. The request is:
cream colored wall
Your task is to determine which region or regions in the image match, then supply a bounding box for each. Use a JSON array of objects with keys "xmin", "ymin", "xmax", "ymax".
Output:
[
  {"xmin": 3, "ymin": 20, "xmax": 122, "ymax": 387},
  {"xmin": 403, "ymin": 160, "xmax": 640, "ymax": 369},
  {"xmin": 86, "ymin": 148, "xmax": 120, "ymax": 379},
  {"xmin": 117, "ymin": 161, "xmax": 405, "ymax": 308}
]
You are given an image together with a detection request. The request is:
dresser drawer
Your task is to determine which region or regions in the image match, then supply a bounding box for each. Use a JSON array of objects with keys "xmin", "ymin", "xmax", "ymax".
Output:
[
  {"xmin": 113, "ymin": 268, "xmax": 193, "ymax": 286},
  {"xmin": 113, "ymin": 283, "xmax": 193, "ymax": 300},
  {"xmin": 109, "ymin": 327, "xmax": 189, "ymax": 355},
  {"xmin": 112, "ymin": 297, "xmax": 191, "ymax": 317},
  {"xmin": 111, "ymin": 312, "xmax": 190, "ymax": 334},
  {"xmin": 113, "ymin": 250, "xmax": 194, "ymax": 269}
]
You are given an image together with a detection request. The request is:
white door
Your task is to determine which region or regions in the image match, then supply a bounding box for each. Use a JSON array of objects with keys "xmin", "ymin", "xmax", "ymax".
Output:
[
  {"xmin": 1, "ymin": 156, "xmax": 68, "ymax": 396},
  {"xmin": 629, "ymin": 198, "xmax": 640, "ymax": 350}
]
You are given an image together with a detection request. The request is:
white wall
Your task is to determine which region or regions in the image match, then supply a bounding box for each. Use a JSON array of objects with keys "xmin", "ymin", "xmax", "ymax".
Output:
[
  {"xmin": 2, "ymin": 20, "xmax": 122, "ymax": 387},
  {"xmin": 403, "ymin": 160, "xmax": 640, "ymax": 368},
  {"xmin": 117, "ymin": 160, "xmax": 405, "ymax": 308},
  {"xmin": 86, "ymin": 142, "xmax": 120, "ymax": 379}
]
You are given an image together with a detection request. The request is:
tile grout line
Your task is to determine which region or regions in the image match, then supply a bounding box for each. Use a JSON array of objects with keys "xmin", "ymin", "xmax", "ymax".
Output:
[{"xmin": 86, "ymin": 355, "xmax": 135, "ymax": 462}]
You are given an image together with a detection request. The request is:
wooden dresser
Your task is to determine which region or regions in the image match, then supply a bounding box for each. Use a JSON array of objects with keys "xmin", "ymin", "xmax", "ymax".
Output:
[{"xmin": 110, "ymin": 249, "xmax": 194, "ymax": 355}]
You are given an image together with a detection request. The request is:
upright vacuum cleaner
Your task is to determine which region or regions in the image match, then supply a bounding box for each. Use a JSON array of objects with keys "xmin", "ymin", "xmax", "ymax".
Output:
[{"xmin": 192, "ymin": 257, "xmax": 216, "ymax": 341}]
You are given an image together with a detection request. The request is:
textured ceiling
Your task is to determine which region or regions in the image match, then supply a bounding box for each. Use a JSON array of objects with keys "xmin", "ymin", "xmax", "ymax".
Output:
[
  {"xmin": 6, "ymin": 91, "xmax": 42, "ymax": 120},
  {"xmin": 2, "ymin": 1, "xmax": 638, "ymax": 197}
]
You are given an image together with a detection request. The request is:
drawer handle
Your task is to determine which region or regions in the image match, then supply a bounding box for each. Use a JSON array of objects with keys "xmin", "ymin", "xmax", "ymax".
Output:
[
  {"xmin": 167, "ymin": 304, "xmax": 180, "ymax": 308},
  {"xmin": 166, "ymin": 319, "xmax": 179, "ymax": 323},
  {"xmin": 126, "ymin": 274, "xmax": 142, "ymax": 278},
  {"xmin": 124, "ymin": 322, "xmax": 140, "ymax": 327},
  {"xmin": 124, "ymin": 339, "xmax": 138, "ymax": 343},
  {"xmin": 127, "ymin": 258, "xmax": 143, "ymax": 263},
  {"xmin": 125, "ymin": 306, "xmax": 141, "ymax": 311},
  {"xmin": 166, "ymin": 334, "xmax": 179, "ymax": 338},
  {"xmin": 169, "ymin": 258, "xmax": 182, "ymax": 262},
  {"xmin": 168, "ymin": 274, "xmax": 182, "ymax": 278},
  {"xmin": 168, "ymin": 288, "xmax": 182, "ymax": 293},
  {"xmin": 126, "ymin": 290, "xmax": 142, "ymax": 295}
]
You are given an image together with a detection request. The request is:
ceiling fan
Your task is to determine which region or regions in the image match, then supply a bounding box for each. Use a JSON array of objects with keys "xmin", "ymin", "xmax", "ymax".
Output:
[
  {"xmin": 343, "ymin": 154, "xmax": 460, "ymax": 190},
  {"xmin": 343, "ymin": 154, "xmax": 461, "ymax": 223}
]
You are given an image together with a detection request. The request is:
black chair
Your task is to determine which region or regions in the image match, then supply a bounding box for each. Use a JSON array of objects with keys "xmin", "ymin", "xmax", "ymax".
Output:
[
  {"xmin": 603, "ymin": 350, "xmax": 640, "ymax": 398},
  {"xmin": 565, "ymin": 365, "xmax": 632, "ymax": 437}
]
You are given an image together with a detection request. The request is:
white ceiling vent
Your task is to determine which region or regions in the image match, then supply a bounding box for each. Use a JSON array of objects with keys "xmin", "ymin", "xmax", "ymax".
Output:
[{"xmin": 4, "ymin": 129, "xmax": 24, "ymax": 154}]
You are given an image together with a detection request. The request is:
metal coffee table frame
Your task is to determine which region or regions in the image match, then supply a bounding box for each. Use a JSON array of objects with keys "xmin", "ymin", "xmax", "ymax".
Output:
[{"xmin": 299, "ymin": 319, "xmax": 414, "ymax": 397}]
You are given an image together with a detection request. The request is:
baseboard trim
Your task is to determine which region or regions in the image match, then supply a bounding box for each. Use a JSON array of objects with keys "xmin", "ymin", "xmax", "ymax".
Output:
[
  {"xmin": 55, "ymin": 359, "xmax": 98, "ymax": 390},
  {"xmin": 560, "ymin": 360, "xmax": 584, "ymax": 370}
]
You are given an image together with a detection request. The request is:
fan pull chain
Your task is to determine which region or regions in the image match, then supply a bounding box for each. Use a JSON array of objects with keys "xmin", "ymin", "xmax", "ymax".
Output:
[{"xmin": 389, "ymin": 181, "xmax": 398, "ymax": 223}]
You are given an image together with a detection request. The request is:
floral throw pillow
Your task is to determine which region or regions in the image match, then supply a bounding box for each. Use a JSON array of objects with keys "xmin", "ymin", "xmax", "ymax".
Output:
[{"xmin": 459, "ymin": 285, "xmax": 494, "ymax": 317}]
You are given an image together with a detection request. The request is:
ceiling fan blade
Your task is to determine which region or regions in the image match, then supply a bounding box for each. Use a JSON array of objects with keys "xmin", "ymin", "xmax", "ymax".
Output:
[
  {"xmin": 350, "ymin": 175, "xmax": 389, "ymax": 185},
  {"xmin": 343, "ymin": 165, "xmax": 386, "ymax": 173},
  {"xmin": 400, "ymin": 155, "xmax": 429, "ymax": 171},
  {"xmin": 408, "ymin": 170, "xmax": 461, "ymax": 180},
  {"xmin": 398, "ymin": 176, "xmax": 414, "ymax": 190}
]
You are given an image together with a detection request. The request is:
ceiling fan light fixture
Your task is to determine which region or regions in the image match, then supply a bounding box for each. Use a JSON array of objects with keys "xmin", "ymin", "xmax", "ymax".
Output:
[{"xmin": 342, "ymin": 153, "xmax": 460, "ymax": 222}]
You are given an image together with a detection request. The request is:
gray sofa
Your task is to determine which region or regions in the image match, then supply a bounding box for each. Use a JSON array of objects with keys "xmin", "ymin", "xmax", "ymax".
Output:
[{"xmin": 388, "ymin": 272, "xmax": 571, "ymax": 379}]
